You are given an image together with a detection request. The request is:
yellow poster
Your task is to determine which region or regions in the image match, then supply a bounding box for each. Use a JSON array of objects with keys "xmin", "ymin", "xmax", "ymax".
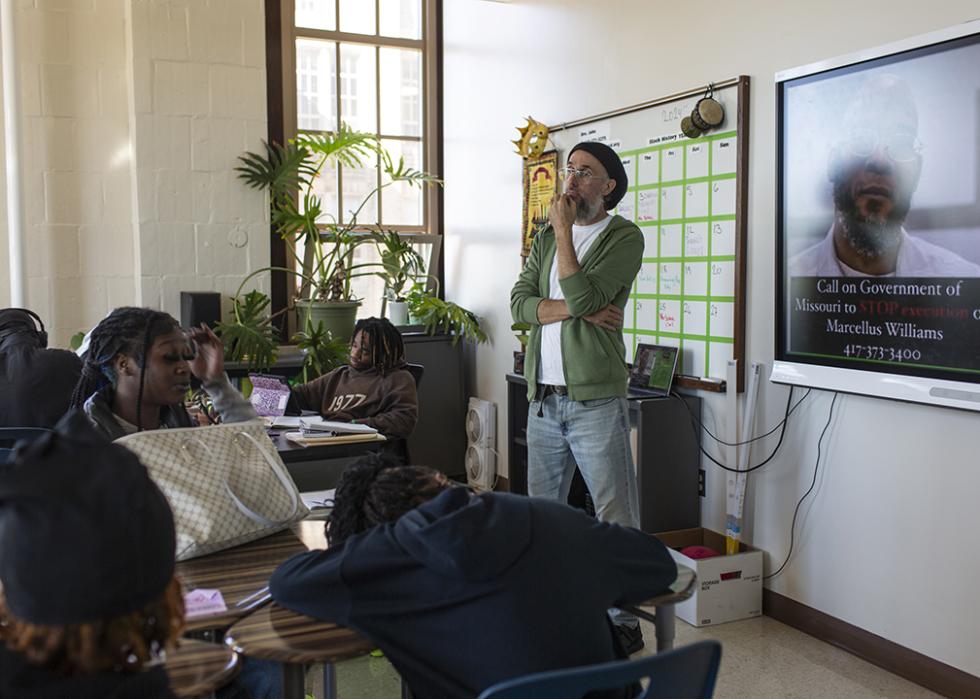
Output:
[{"xmin": 522, "ymin": 151, "xmax": 559, "ymax": 257}]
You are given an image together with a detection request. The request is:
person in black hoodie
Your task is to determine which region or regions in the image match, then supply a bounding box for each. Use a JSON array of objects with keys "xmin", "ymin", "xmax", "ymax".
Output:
[
  {"xmin": 270, "ymin": 455, "xmax": 678, "ymax": 699},
  {"xmin": 0, "ymin": 414, "xmax": 184, "ymax": 699},
  {"xmin": 289, "ymin": 317, "xmax": 418, "ymax": 439},
  {"xmin": 0, "ymin": 308, "xmax": 81, "ymax": 428}
]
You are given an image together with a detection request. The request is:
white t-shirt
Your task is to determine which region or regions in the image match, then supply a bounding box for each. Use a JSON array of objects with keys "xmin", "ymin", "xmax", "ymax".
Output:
[{"xmin": 538, "ymin": 215, "xmax": 612, "ymax": 385}]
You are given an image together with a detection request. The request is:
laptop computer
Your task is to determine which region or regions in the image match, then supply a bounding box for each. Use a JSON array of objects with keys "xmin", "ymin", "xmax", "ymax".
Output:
[{"xmin": 628, "ymin": 343, "xmax": 678, "ymax": 398}]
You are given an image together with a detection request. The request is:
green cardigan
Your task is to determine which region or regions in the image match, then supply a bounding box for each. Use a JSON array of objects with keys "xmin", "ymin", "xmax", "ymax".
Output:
[{"xmin": 510, "ymin": 216, "xmax": 644, "ymax": 401}]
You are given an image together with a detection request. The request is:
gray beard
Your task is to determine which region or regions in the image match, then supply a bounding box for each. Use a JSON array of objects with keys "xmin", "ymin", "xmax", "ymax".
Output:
[
  {"xmin": 837, "ymin": 212, "xmax": 902, "ymax": 260},
  {"xmin": 833, "ymin": 178, "xmax": 907, "ymax": 260},
  {"xmin": 574, "ymin": 195, "xmax": 605, "ymax": 225}
]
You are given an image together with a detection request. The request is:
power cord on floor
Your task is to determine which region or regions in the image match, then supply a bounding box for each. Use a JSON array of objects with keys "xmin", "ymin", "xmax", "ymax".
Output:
[{"xmin": 764, "ymin": 392, "xmax": 839, "ymax": 580}]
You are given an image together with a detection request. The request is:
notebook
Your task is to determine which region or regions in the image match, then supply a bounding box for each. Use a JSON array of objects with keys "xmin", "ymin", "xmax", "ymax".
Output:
[{"xmin": 628, "ymin": 343, "xmax": 678, "ymax": 398}]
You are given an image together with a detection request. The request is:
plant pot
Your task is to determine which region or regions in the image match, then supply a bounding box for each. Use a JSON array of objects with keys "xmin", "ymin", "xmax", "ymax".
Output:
[
  {"xmin": 513, "ymin": 350, "xmax": 526, "ymax": 375},
  {"xmin": 296, "ymin": 300, "xmax": 361, "ymax": 343},
  {"xmin": 387, "ymin": 300, "xmax": 409, "ymax": 326}
]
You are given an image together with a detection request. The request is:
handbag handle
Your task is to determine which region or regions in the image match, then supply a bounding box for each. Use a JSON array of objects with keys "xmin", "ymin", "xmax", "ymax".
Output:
[
  {"xmin": 228, "ymin": 430, "xmax": 302, "ymax": 526},
  {"xmin": 177, "ymin": 431, "xmax": 301, "ymax": 528}
]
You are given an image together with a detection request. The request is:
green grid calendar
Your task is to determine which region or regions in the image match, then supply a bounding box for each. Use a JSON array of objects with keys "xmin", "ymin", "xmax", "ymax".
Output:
[{"xmin": 616, "ymin": 130, "xmax": 738, "ymax": 379}]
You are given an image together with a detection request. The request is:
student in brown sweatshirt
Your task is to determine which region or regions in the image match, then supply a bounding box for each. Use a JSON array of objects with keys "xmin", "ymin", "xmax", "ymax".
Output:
[{"xmin": 290, "ymin": 317, "xmax": 419, "ymax": 439}]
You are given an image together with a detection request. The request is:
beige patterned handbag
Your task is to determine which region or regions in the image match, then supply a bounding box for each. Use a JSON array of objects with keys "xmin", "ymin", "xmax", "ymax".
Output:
[{"xmin": 115, "ymin": 421, "xmax": 309, "ymax": 561}]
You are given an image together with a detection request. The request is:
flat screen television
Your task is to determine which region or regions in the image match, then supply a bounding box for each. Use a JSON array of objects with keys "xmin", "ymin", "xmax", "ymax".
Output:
[{"xmin": 773, "ymin": 19, "xmax": 980, "ymax": 411}]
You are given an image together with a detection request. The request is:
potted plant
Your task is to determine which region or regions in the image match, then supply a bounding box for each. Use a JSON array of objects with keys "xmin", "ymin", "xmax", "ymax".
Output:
[
  {"xmin": 234, "ymin": 125, "xmax": 439, "ymax": 343},
  {"xmin": 511, "ymin": 322, "xmax": 531, "ymax": 374},
  {"xmin": 375, "ymin": 230, "xmax": 427, "ymax": 326},
  {"xmin": 405, "ymin": 285, "xmax": 488, "ymax": 346}
]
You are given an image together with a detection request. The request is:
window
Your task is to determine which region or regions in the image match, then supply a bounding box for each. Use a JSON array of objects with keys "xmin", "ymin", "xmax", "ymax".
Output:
[{"xmin": 278, "ymin": 0, "xmax": 441, "ymax": 319}]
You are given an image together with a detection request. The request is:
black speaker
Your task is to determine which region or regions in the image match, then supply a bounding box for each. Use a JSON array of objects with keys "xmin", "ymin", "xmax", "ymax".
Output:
[{"xmin": 180, "ymin": 292, "xmax": 222, "ymax": 330}]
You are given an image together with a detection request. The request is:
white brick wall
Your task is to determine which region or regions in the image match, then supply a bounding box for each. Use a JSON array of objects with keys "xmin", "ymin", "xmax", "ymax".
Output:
[
  {"xmin": 0, "ymin": 0, "xmax": 269, "ymax": 344},
  {"xmin": 0, "ymin": 0, "xmax": 137, "ymax": 343},
  {"xmin": 131, "ymin": 0, "xmax": 269, "ymax": 320}
]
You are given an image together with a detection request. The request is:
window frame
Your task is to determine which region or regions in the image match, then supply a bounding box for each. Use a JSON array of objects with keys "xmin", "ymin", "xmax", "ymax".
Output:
[{"xmin": 271, "ymin": 0, "xmax": 443, "ymax": 320}]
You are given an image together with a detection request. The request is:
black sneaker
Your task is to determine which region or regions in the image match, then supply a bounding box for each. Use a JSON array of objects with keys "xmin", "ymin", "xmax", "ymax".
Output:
[{"xmin": 614, "ymin": 623, "xmax": 644, "ymax": 655}]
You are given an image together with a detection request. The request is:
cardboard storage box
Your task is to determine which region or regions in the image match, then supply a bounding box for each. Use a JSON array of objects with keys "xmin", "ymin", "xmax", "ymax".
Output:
[{"xmin": 655, "ymin": 527, "xmax": 762, "ymax": 627}]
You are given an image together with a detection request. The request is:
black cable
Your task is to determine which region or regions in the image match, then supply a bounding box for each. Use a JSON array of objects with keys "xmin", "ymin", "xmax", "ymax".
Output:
[
  {"xmin": 673, "ymin": 386, "xmax": 811, "ymax": 448},
  {"xmin": 764, "ymin": 392, "xmax": 839, "ymax": 580},
  {"xmin": 673, "ymin": 387, "xmax": 810, "ymax": 474}
]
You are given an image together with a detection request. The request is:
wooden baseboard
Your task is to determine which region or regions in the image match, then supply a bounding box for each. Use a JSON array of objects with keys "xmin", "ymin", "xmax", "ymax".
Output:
[{"xmin": 764, "ymin": 589, "xmax": 979, "ymax": 698}]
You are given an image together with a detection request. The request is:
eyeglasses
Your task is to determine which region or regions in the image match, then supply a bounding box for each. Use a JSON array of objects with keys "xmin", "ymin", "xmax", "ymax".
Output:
[
  {"xmin": 841, "ymin": 130, "xmax": 922, "ymax": 163},
  {"xmin": 558, "ymin": 167, "xmax": 608, "ymax": 183}
]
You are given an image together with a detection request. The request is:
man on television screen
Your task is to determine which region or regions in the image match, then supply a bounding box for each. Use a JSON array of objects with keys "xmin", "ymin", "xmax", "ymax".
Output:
[{"xmin": 789, "ymin": 75, "xmax": 980, "ymax": 277}]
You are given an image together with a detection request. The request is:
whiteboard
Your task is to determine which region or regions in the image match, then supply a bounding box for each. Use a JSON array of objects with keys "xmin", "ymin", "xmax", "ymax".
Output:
[{"xmin": 549, "ymin": 77, "xmax": 749, "ymax": 390}]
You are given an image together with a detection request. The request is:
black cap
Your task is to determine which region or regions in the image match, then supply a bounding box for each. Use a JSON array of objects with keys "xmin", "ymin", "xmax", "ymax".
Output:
[
  {"xmin": 568, "ymin": 141, "xmax": 629, "ymax": 209},
  {"xmin": 0, "ymin": 413, "xmax": 176, "ymax": 625}
]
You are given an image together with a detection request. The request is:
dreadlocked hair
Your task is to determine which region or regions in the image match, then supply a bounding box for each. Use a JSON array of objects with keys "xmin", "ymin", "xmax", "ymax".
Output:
[
  {"xmin": 326, "ymin": 453, "xmax": 452, "ymax": 547},
  {"xmin": 0, "ymin": 576, "xmax": 185, "ymax": 676},
  {"xmin": 352, "ymin": 316, "xmax": 405, "ymax": 375},
  {"xmin": 69, "ymin": 307, "xmax": 181, "ymax": 431}
]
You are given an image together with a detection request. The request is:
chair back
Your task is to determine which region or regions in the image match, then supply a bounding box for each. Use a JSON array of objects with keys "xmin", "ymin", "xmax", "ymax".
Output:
[
  {"xmin": 0, "ymin": 427, "xmax": 52, "ymax": 465},
  {"xmin": 476, "ymin": 640, "xmax": 721, "ymax": 699},
  {"xmin": 0, "ymin": 427, "xmax": 52, "ymax": 449},
  {"xmin": 405, "ymin": 362, "xmax": 424, "ymax": 388}
]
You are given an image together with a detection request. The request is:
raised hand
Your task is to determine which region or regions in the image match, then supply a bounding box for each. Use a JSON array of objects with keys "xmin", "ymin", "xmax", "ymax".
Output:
[
  {"xmin": 549, "ymin": 192, "xmax": 578, "ymax": 235},
  {"xmin": 187, "ymin": 323, "xmax": 226, "ymax": 385}
]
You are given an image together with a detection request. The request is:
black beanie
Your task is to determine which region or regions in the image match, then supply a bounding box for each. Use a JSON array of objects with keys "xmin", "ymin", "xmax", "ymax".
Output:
[
  {"xmin": 0, "ymin": 412, "xmax": 176, "ymax": 626},
  {"xmin": 568, "ymin": 141, "xmax": 629, "ymax": 209}
]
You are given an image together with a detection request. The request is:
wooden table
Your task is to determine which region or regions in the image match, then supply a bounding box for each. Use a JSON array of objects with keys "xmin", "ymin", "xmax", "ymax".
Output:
[
  {"xmin": 225, "ymin": 602, "xmax": 374, "ymax": 699},
  {"xmin": 175, "ymin": 528, "xmax": 308, "ymax": 632},
  {"xmin": 165, "ymin": 638, "xmax": 239, "ymax": 698},
  {"xmin": 627, "ymin": 564, "xmax": 697, "ymax": 652}
]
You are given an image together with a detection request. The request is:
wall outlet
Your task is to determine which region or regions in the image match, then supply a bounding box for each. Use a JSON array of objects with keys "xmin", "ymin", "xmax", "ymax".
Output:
[{"xmin": 698, "ymin": 469, "xmax": 706, "ymax": 497}]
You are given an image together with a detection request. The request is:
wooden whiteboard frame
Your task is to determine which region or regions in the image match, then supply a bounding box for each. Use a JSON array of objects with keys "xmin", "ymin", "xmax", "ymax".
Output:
[{"xmin": 548, "ymin": 76, "xmax": 750, "ymax": 392}]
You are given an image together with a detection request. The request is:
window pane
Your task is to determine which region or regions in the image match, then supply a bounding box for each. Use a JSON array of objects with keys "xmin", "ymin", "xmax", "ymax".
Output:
[
  {"xmin": 295, "ymin": 0, "xmax": 335, "ymax": 31},
  {"xmin": 381, "ymin": 139, "xmax": 423, "ymax": 226},
  {"xmin": 341, "ymin": 157, "xmax": 379, "ymax": 226},
  {"xmin": 379, "ymin": 0, "xmax": 421, "ymax": 40},
  {"xmin": 339, "ymin": 0, "xmax": 375, "ymax": 35},
  {"xmin": 296, "ymin": 39, "xmax": 337, "ymax": 132},
  {"xmin": 339, "ymin": 43, "xmax": 377, "ymax": 133},
  {"xmin": 380, "ymin": 47, "xmax": 422, "ymax": 137},
  {"xmin": 308, "ymin": 161, "xmax": 339, "ymax": 224},
  {"xmin": 348, "ymin": 243, "xmax": 385, "ymax": 318}
]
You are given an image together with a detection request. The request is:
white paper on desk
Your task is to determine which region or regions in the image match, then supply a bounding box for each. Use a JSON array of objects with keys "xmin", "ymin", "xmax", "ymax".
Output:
[
  {"xmin": 299, "ymin": 418, "xmax": 378, "ymax": 435},
  {"xmin": 265, "ymin": 415, "xmax": 302, "ymax": 428},
  {"xmin": 301, "ymin": 488, "xmax": 336, "ymax": 510}
]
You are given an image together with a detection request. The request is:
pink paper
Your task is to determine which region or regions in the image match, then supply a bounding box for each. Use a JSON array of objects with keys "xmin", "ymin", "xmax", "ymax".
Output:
[{"xmin": 184, "ymin": 588, "xmax": 228, "ymax": 619}]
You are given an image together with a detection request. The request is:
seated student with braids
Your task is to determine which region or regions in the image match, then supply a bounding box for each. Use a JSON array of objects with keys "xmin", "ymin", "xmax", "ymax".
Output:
[
  {"xmin": 270, "ymin": 454, "xmax": 678, "ymax": 699},
  {"xmin": 290, "ymin": 316, "xmax": 418, "ymax": 439},
  {"xmin": 0, "ymin": 414, "xmax": 185, "ymax": 698},
  {"xmin": 72, "ymin": 306, "xmax": 256, "ymax": 440}
]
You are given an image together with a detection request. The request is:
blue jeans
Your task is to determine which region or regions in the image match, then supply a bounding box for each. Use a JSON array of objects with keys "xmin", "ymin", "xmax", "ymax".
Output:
[{"xmin": 526, "ymin": 392, "xmax": 639, "ymax": 528}]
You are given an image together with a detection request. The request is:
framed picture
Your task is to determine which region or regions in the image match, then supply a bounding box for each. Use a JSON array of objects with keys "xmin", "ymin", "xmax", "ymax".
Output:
[
  {"xmin": 772, "ymin": 19, "xmax": 980, "ymax": 410},
  {"xmin": 521, "ymin": 150, "xmax": 559, "ymax": 257}
]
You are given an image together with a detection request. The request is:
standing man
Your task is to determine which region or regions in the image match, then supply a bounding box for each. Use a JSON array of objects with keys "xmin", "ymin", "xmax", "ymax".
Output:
[
  {"xmin": 511, "ymin": 141, "xmax": 645, "ymax": 649},
  {"xmin": 0, "ymin": 308, "xmax": 81, "ymax": 428},
  {"xmin": 510, "ymin": 141, "xmax": 643, "ymax": 527}
]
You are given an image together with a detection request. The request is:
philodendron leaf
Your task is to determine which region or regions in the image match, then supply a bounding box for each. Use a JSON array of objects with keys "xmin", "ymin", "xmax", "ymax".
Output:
[{"xmin": 215, "ymin": 290, "xmax": 279, "ymax": 370}]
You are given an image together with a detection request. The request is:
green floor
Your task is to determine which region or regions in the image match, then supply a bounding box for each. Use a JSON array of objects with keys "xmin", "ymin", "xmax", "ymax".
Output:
[{"xmin": 306, "ymin": 654, "xmax": 402, "ymax": 699}]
